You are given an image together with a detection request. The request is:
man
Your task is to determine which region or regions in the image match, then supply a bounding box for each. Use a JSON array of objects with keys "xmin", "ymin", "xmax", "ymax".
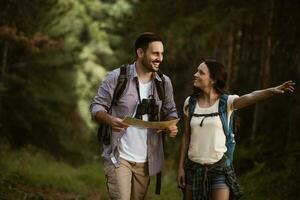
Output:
[{"xmin": 90, "ymin": 32, "xmax": 178, "ymax": 200}]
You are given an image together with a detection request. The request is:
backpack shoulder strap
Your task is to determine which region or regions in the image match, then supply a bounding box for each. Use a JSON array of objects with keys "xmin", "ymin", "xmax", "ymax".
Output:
[
  {"xmin": 154, "ymin": 71, "xmax": 166, "ymax": 195},
  {"xmin": 154, "ymin": 71, "xmax": 165, "ymax": 101},
  {"xmin": 185, "ymin": 93, "xmax": 199, "ymax": 136},
  {"xmin": 111, "ymin": 64, "xmax": 129, "ymax": 106},
  {"xmin": 218, "ymin": 94, "xmax": 236, "ymax": 166},
  {"xmin": 97, "ymin": 64, "xmax": 129, "ymax": 144},
  {"xmin": 218, "ymin": 94, "xmax": 229, "ymax": 133},
  {"xmin": 188, "ymin": 93, "xmax": 200, "ymax": 122}
]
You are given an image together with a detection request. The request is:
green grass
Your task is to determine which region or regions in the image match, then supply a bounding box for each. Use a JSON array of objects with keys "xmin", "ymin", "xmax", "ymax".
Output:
[
  {"xmin": 1, "ymin": 141, "xmax": 298, "ymax": 199},
  {"xmin": 0, "ymin": 142, "xmax": 183, "ymax": 199},
  {"xmin": 239, "ymin": 161, "xmax": 299, "ymax": 200},
  {"xmin": 0, "ymin": 143, "xmax": 108, "ymax": 199}
]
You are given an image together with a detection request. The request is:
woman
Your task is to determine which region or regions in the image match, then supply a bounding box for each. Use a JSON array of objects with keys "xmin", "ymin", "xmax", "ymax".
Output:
[{"xmin": 177, "ymin": 60, "xmax": 295, "ymax": 200}]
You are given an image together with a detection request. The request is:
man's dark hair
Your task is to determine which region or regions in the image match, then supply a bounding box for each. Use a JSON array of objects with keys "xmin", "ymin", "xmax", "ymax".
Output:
[{"xmin": 134, "ymin": 32, "xmax": 163, "ymax": 55}]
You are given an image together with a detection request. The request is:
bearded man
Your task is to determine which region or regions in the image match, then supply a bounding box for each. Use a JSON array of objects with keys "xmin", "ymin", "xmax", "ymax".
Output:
[{"xmin": 90, "ymin": 32, "xmax": 178, "ymax": 200}]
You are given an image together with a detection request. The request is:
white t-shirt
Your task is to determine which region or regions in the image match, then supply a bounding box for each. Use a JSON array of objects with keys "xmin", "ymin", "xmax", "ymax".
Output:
[
  {"xmin": 183, "ymin": 95, "xmax": 239, "ymax": 164},
  {"xmin": 119, "ymin": 81, "xmax": 152, "ymax": 163}
]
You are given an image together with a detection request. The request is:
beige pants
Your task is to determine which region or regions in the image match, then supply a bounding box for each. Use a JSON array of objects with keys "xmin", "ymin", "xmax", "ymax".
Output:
[{"xmin": 103, "ymin": 158, "xmax": 150, "ymax": 200}]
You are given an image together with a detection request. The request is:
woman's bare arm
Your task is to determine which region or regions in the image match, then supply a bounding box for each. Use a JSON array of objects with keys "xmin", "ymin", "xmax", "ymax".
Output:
[{"xmin": 233, "ymin": 80, "xmax": 295, "ymax": 110}]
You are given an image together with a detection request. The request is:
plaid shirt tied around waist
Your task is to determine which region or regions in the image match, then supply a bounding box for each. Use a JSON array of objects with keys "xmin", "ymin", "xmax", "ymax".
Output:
[{"xmin": 184, "ymin": 157, "xmax": 243, "ymax": 200}]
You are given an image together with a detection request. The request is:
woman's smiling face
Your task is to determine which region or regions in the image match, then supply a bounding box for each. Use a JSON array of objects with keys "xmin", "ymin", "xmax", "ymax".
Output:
[{"xmin": 193, "ymin": 62, "xmax": 215, "ymax": 90}]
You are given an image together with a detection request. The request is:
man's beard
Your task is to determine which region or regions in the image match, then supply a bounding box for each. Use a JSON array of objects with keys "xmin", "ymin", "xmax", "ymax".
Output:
[{"xmin": 141, "ymin": 58, "xmax": 160, "ymax": 72}]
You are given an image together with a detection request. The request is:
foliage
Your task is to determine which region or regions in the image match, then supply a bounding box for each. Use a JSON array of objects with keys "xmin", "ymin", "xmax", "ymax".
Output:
[
  {"xmin": 0, "ymin": 0, "xmax": 132, "ymax": 161},
  {"xmin": 0, "ymin": 0, "xmax": 299, "ymax": 199}
]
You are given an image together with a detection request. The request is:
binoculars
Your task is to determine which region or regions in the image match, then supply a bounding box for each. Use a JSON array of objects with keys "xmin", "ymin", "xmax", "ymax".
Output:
[{"xmin": 135, "ymin": 98, "xmax": 159, "ymax": 121}]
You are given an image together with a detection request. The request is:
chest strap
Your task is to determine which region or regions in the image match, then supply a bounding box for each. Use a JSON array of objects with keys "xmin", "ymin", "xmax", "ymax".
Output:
[{"xmin": 192, "ymin": 112, "xmax": 219, "ymax": 127}]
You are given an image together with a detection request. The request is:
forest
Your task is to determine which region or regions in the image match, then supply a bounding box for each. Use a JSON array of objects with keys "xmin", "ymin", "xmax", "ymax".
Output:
[{"xmin": 0, "ymin": 0, "xmax": 299, "ymax": 199}]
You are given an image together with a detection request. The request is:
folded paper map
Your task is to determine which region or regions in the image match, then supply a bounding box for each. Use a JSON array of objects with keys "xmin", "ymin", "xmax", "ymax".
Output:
[{"xmin": 123, "ymin": 117, "xmax": 180, "ymax": 129}]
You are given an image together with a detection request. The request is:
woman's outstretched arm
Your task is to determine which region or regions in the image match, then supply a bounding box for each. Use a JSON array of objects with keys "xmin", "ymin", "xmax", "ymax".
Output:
[{"xmin": 233, "ymin": 80, "xmax": 295, "ymax": 110}]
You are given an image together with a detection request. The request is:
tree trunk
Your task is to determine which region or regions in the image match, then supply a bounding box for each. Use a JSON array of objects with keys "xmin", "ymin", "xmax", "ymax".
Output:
[
  {"xmin": 1, "ymin": 40, "xmax": 8, "ymax": 81},
  {"xmin": 262, "ymin": 0, "xmax": 274, "ymax": 88},
  {"xmin": 251, "ymin": 0, "xmax": 274, "ymax": 141},
  {"xmin": 0, "ymin": 40, "xmax": 8, "ymax": 132},
  {"xmin": 227, "ymin": 26, "xmax": 235, "ymax": 88}
]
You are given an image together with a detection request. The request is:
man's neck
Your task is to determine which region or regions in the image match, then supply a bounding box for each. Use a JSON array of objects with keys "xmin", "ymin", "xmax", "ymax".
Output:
[{"xmin": 135, "ymin": 61, "xmax": 153, "ymax": 84}]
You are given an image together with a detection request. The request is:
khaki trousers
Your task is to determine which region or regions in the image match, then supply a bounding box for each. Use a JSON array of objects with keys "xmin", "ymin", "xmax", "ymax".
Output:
[{"xmin": 103, "ymin": 158, "xmax": 150, "ymax": 200}]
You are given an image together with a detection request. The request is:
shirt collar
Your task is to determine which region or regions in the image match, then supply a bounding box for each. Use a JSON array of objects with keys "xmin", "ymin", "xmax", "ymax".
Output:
[{"xmin": 129, "ymin": 62, "xmax": 163, "ymax": 82}]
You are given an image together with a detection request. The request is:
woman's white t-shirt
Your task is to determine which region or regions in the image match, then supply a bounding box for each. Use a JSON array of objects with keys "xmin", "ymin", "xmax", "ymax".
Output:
[{"xmin": 183, "ymin": 95, "xmax": 239, "ymax": 164}]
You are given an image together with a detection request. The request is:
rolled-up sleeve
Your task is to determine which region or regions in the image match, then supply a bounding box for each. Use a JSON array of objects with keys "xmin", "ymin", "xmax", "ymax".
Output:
[
  {"xmin": 90, "ymin": 69, "xmax": 119, "ymax": 120},
  {"xmin": 161, "ymin": 75, "xmax": 178, "ymax": 120}
]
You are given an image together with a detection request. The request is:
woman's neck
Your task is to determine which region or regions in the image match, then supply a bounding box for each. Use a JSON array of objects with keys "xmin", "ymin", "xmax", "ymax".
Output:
[{"xmin": 199, "ymin": 89, "xmax": 220, "ymax": 106}]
